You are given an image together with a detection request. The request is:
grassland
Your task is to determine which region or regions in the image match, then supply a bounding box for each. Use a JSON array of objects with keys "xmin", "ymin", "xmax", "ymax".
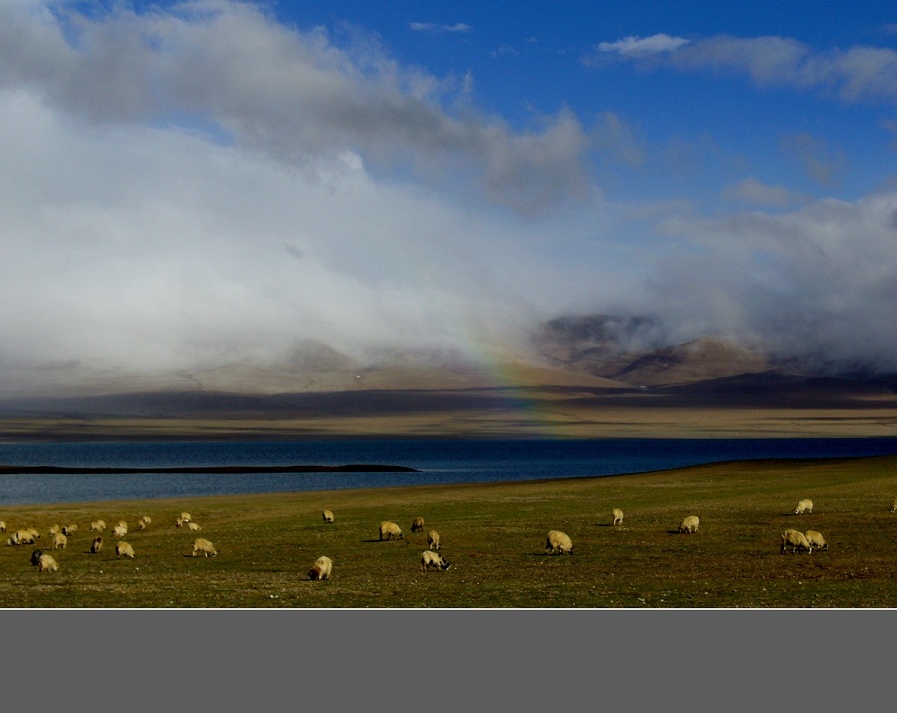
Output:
[{"xmin": 3, "ymin": 453, "xmax": 897, "ymax": 608}]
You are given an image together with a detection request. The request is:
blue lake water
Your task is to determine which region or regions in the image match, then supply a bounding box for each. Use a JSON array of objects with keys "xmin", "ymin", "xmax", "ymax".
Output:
[{"xmin": 3, "ymin": 437, "xmax": 897, "ymax": 506}]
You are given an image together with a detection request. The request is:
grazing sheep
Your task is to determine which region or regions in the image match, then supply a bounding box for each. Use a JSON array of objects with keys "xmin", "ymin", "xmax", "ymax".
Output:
[
  {"xmin": 142, "ymin": 516, "xmax": 152, "ymax": 525},
  {"xmin": 137, "ymin": 518, "xmax": 147, "ymax": 530},
  {"xmin": 115, "ymin": 541, "xmax": 135, "ymax": 559},
  {"xmin": 420, "ymin": 550, "xmax": 451, "ymax": 572},
  {"xmin": 28, "ymin": 527, "xmax": 41, "ymax": 540},
  {"xmin": 805, "ymin": 530, "xmax": 828, "ymax": 552},
  {"xmin": 37, "ymin": 553, "xmax": 58, "ymax": 572},
  {"xmin": 49, "ymin": 524, "xmax": 60, "ymax": 535},
  {"xmin": 781, "ymin": 528, "xmax": 812, "ymax": 554},
  {"xmin": 112, "ymin": 524, "xmax": 127, "ymax": 538},
  {"xmin": 678, "ymin": 515, "xmax": 700, "ymax": 534},
  {"xmin": 30, "ymin": 548, "xmax": 43, "ymax": 566},
  {"xmin": 612, "ymin": 508, "xmax": 624, "ymax": 526},
  {"xmin": 322, "ymin": 509, "xmax": 334, "ymax": 523},
  {"xmin": 0, "ymin": 521, "xmax": 5, "ymax": 533},
  {"xmin": 90, "ymin": 519, "xmax": 105, "ymax": 532},
  {"xmin": 175, "ymin": 517, "xmax": 184, "ymax": 528},
  {"xmin": 61, "ymin": 524, "xmax": 76, "ymax": 536},
  {"xmin": 379, "ymin": 521, "xmax": 403, "ymax": 541},
  {"xmin": 794, "ymin": 499, "xmax": 813, "ymax": 515},
  {"xmin": 307, "ymin": 555, "xmax": 333, "ymax": 581},
  {"xmin": 52, "ymin": 532, "xmax": 67, "ymax": 550},
  {"xmin": 411, "ymin": 516, "xmax": 425, "ymax": 533},
  {"xmin": 90, "ymin": 536, "xmax": 103, "ymax": 554},
  {"xmin": 427, "ymin": 530, "xmax": 441, "ymax": 551},
  {"xmin": 187, "ymin": 521, "xmax": 201, "ymax": 531},
  {"xmin": 192, "ymin": 538, "xmax": 217, "ymax": 557},
  {"xmin": 891, "ymin": 498, "xmax": 897, "ymax": 513},
  {"xmin": 180, "ymin": 512, "xmax": 192, "ymax": 523},
  {"xmin": 545, "ymin": 530, "xmax": 574, "ymax": 555},
  {"xmin": 11, "ymin": 529, "xmax": 35, "ymax": 545}
]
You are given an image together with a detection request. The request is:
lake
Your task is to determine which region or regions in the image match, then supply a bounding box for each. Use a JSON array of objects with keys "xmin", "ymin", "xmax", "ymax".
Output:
[{"xmin": 3, "ymin": 437, "xmax": 897, "ymax": 506}]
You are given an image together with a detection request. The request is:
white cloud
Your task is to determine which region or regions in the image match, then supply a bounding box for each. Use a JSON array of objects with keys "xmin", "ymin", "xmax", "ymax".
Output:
[
  {"xmin": 409, "ymin": 22, "xmax": 472, "ymax": 33},
  {"xmin": 597, "ymin": 33, "xmax": 690, "ymax": 58},
  {"xmin": 721, "ymin": 178, "xmax": 809, "ymax": 208}
]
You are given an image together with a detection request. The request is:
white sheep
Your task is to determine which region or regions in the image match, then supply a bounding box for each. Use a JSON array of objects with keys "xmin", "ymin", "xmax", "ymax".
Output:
[
  {"xmin": 781, "ymin": 528, "xmax": 812, "ymax": 554},
  {"xmin": 379, "ymin": 521, "xmax": 403, "ymax": 541},
  {"xmin": 427, "ymin": 529, "xmax": 441, "ymax": 551},
  {"xmin": 175, "ymin": 517, "xmax": 184, "ymax": 528},
  {"xmin": 37, "ymin": 553, "xmax": 58, "ymax": 572},
  {"xmin": 115, "ymin": 541, "xmax": 136, "ymax": 559},
  {"xmin": 61, "ymin": 524, "xmax": 76, "ymax": 536},
  {"xmin": 180, "ymin": 512, "xmax": 192, "ymax": 523},
  {"xmin": 52, "ymin": 532, "xmax": 67, "ymax": 550},
  {"xmin": 90, "ymin": 536, "xmax": 103, "ymax": 554},
  {"xmin": 12, "ymin": 529, "xmax": 35, "ymax": 545},
  {"xmin": 322, "ymin": 509, "xmax": 334, "ymax": 523},
  {"xmin": 0, "ymin": 521, "xmax": 5, "ymax": 533},
  {"xmin": 794, "ymin": 499, "xmax": 813, "ymax": 515},
  {"xmin": 90, "ymin": 519, "xmax": 105, "ymax": 532},
  {"xmin": 112, "ymin": 524, "xmax": 128, "ymax": 538},
  {"xmin": 891, "ymin": 498, "xmax": 897, "ymax": 514},
  {"xmin": 137, "ymin": 518, "xmax": 147, "ymax": 530},
  {"xmin": 545, "ymin": 530, "xmax": 573, "ymax": 555},
  {"xmin": 28, "ymin": 527, "xmax": 41, "ymax": 540},
  {"xmin": 187, "ymin": 521, "xmax": 201, "ymax": 531},
  {"xmin": 420, "ymin": 550, "xmax": 451, "ymax": 572},
  {"xmin": 678, "ymin": 515, "xmax": 700, "ymax": 534},
  {"xmin": 142, "ymin": 516, "xmax": 152, "ymax": 525},
  {"xmin": 612, "ymin": 508, "xmax": 624, "ymax": 526},
  {"xmin": 411, "ymin": 516, "xmax": 425, "ymax": 533},
  {"xmin": 805, "ymin": 530, "xmax": 828, "ymax": 552},
  {"xmin": 192, "ymin": 538, "xmax": 217, "ymax": 557},
  {"xmin": 49, "ymin": 524, "xmax": 60, "ymax": 535},
  {"xmin": 307, "ymin": 555, "xmax": 333, "ymax": 580}
]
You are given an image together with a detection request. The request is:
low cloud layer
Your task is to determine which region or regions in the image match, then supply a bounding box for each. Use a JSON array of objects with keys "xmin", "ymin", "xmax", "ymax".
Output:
[{"xmin": 2, "ymin": 2, "xmax": 897, "ymax": 397}]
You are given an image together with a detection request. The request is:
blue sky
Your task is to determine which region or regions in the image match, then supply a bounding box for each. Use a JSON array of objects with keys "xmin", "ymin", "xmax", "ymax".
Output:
[{"xmin": 1, "ymin": 0, "xmax": 897, "ymax": 393}]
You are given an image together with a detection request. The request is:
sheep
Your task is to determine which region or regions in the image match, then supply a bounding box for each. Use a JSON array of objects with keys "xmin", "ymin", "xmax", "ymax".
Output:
[
  {"xmin": 420, "ymin": 550, "xmax": 451, "ymax": 572},
  {"xmin": 427, "ymin": 529, "xmax": 441, "ymax": 551},
  {"xmin": 0, "ymin": 521, "xmax": 5, "ymax": 533},
  {"xmin": 891, "ymin": 498, "xmax": 897, "ymax": 514},
  {"xmin": 61, "ymin": 524, "xmax": 76, "ymax": 536},
  {"xmin": 192, "ymin": 538, "xmax": 217, "ymax": 557},
  {"xmin": 612, "ymin": 508, "xmax": 624, "ymax": 526},
  {"xmin": 411, "ymin": 516, "xmax": 425, "ymax": 533},
  {"xmin": 678, "ymin": 515, "xmax": 700, "ymax": 534},
  {"xmin": 175, "ymin": 517, "xmax": 185, "ymax": 528},
  {"xmin": 794, "ymin": 499, "xmax": 813, "ymax": 515},
  {"xmin": 30, "ymin": 548, "xmax": 43, "ymax": 566},
  {"xmin": 142, "ymin": 516, "xmax": 152, "ymax": 525},
  {"xmin": 781, "ymin": 528, "xmax": 812, "ymax": 554},
  {"xmin": 307, "ymin": 555, "xmax": 333, "ymax": 580},
  {"xmin": 90, "ymin": 536, "xmax": 103, "ymax": 554},
  {"xmin": 90, "ymin": 519, "xmax": 105, "ymax": 532},
  {"xmin": 187, "ymin": 521, "xmax": 201, "ymax": 531},
  {"xmin": 805, "ymin": 530, "xmax": 828, "ymax": 552},
  {"xmin": 28, "ymin": 527, "xmax": 41, "ymax": 540},
  {"xmin": 37, "ymin": 554, "xmax": 58, "ymax": 572},
  {"xmin": 11, "ymin": 529, "xmax": 35, "ymax": 545},
  {"xmin": 52, "ymin": 532, "xmax": 67, "ymax": 550},
  {"xmin": 180, "ymin": 512, "xmax": 192, "ymax": 523},
  {"xmin": 137, "ymin": 518, "xmax": 147, "ymax": 530},
  {"xmin": 379, "ymin": 521, "xmax": 403, "ymax": 541},
  {"xmin": 49, "ymin": 524, "xmax": 60, "ymax": 535},
  {"xmin": 322, "ymin": 509, "xmax": 334, "ymax": 523},
  {"xmin": 117, "ymin": 520, "xmax": 127, "ymax": 528},
  {"xmin": 115, "ymin": 541, "xmax": 135, "ymax": 559},
  {"xmin": 545, "ymin": 530, "xmax": 574, "ymax": 555},
  {"xmin": 112, "ymin": 524, "xmax": 127, "ymax": 538}
]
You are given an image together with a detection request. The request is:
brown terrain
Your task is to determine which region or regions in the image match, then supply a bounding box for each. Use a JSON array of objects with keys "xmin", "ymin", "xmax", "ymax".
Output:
[{"xmin": 2, "ymin": 315, "xmax": 897, "ymax": 440}]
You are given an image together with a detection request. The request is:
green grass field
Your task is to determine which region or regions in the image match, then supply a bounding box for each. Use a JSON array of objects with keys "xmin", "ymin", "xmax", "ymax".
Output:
[{"xmin": 3, "ymin": 454, "xmax": 897, "ymax": 608}]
